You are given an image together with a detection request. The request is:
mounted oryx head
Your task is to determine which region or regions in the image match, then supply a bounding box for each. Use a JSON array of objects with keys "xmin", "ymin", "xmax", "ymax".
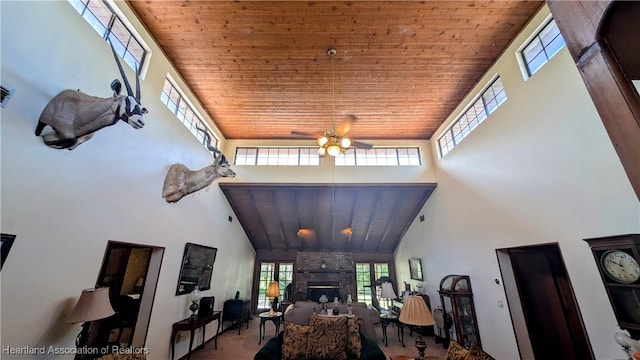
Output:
[
  {"xmin": 35, "ymin": 39, "xmax": 147, "ymax": 150},
  {"xmin": 162, "ymin": 126, "xmax": 236, "ymax": 203}
]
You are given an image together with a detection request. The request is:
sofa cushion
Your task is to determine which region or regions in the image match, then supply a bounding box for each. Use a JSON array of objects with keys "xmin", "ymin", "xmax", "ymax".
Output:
[
  {"xmin": 282, "ymin": 321, "xmax": 311, "ymax": 360},
  {"xmin": 346, "ymin": 316, "xmax": 362, "ymax": 359},
  {"xmin": 468, "ymin": 342, "xmax": 495, "ymax": 360},
  {"xmin": 284, "ymin": 301, "xmax": 378, "ymax": 340},
  {"xmin": 443, "ymin": 340, "xmax": 468, "ymax": 360},
  {"xmin": 307, "ymin": 314, "xmax": 348, "ymax": 360}
]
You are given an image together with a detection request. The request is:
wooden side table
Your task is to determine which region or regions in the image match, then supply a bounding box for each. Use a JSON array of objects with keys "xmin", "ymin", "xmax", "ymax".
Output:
[
  {"xmin": 380, "ymin": 314, "xmax": 404, "ymax": 347},
  {"xmin": 258, "ymin": 311, "xmax": 283, "ymax": 345},
  {"xmin": 170, "ymin": 311, "xmax": 221, "ymax": 360}
]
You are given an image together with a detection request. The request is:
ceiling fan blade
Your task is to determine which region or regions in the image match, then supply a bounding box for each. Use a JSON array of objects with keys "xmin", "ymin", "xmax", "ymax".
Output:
[
  {"xmin": 351, "ymin": 140, "xmax": 373, "ymax": 149},
  {"xmin": 291, "ymin": 130, "xmax": 318, "ymax": 139},
  {"xmin": 335, "ymin": 115, "xmax": 355, "ymax": 136}
]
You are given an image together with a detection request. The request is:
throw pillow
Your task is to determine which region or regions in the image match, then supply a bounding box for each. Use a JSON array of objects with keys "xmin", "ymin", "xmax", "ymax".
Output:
[
  {"xmin": 346, "ymin": 316, "xmax": 362, "ymax": 359},
  {"xmin": 467, "ymin": 342, "xmax": 495, "ymax": 360},
  {"xmin": 306, "ymin": 314, "xmax": 348, "ymax": 360},
  {"xmin": 443, "ymin": 340, "xmax": 469, "ymax": 360},
  {"xmin": 282, "ymin": 321, "xmax": 312, "ymax": 360}
]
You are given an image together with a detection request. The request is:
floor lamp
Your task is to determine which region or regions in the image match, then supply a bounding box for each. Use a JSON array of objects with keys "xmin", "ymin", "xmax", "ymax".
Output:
[
  {"xmin": 399, "ymin": 295, "xmax": 436, "ymax": 360},
  {"xmin": 65, "ymin": 287, "xmax": 115, "ymax": 360}
]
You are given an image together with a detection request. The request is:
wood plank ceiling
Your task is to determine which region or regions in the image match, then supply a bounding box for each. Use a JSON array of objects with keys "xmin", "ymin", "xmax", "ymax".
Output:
[
  {"xmin": 127, "ymin": 1, "xmax": 543, "ymax": 252},
  {"xmin": 127, "ymin": 1, "xmax": 543, "ymax": 141},
  {"xmin": 220, "ymin": 183, "xmax": 436, "ymax": 253}
]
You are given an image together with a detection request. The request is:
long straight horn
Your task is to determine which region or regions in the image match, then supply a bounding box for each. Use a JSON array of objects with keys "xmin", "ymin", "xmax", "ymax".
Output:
[
  {"xmin": 108, "ymin": 37, "xmax": 134, "ymax": 96},
  {"xmin": 135, "ymin": 62, "xmax": 141, "ymax": 101}
]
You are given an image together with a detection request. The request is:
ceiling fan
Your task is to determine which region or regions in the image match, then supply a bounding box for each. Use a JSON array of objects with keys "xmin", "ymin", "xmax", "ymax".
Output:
[{"xmin": 291, "ymin": 48, "xmax": 373, "ymax": 156}]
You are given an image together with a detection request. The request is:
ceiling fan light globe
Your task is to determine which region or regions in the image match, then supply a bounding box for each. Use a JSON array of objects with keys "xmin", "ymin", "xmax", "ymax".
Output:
[
  {"xmin": 318, "ymin": 147, "xmax": 327, "ymax": 156},
  {"xmin": 318, "ymin": 136, "xmax": 328, "ymax": 146},
  {"xmin": 341, "ymin": 137, "xmax": 351, "ymax": 148},
  {"xmin": 327, "ymin": 145, "xmax": 341, "ymax": 157}
]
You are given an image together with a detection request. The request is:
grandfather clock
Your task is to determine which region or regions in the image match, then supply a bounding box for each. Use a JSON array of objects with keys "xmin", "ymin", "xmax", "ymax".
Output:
[{"xmin": 584, "ymin": 234, "xmax": 640, "ymax": 339}]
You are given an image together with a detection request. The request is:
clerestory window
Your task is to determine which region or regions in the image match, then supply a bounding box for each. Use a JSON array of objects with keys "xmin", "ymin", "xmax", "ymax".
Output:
[{"xmin": 68, "ymin": 0, "xmax": 148, "ymax": 75}]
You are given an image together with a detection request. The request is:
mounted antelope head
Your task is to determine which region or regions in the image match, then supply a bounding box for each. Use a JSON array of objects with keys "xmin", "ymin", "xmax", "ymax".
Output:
[
  {"xmin": 162, "ymin": 126, "xmax": 236, "ymax": 203},
  {"xmin": 35, "ymin": 39, "xmax": 147, "ymax": 150}
]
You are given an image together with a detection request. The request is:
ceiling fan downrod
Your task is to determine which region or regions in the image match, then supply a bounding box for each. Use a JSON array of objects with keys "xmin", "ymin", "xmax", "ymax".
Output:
[{"xmin": 328, "ymin": 48, "xmax": 336, "ymax": 132}]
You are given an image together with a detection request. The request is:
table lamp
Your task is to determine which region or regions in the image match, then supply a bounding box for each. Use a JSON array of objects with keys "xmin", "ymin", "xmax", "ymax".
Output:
[
  {"xmin": 380, "ymin": 282, "xmax": 397, "ymax": 317},
  {"xmin": 399, "ymin": 295, "xmax": 436, "ymax": 360},
  {"xmin": 266, "ymin": 281, "xmax": 280, "ymax": 316},
  {"xmin": 318, "ymin": 294, "xmax": 328, "ymax": 314},
  {"xmin": 189, "ymin": 286, "xmax": 203, "ymax": 318},
  {"xmin": 64, "ymin": 287, "xmax": 115, "ymax": 360}
]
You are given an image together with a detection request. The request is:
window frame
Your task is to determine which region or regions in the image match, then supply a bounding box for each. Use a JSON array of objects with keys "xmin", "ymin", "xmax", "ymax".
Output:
[
  {"xmin": 437, "ymin": 76, "xmax": 507, "ymax": 158},
  {"xmin": 256, "ymin": 261, "xmax": 294, "ymax": 311},
  {"xmin": 355, "ymin": 262, "xmax": 391, "ymax": 307},
  {"xmin": 160, "ymin": 76, "xmax": 220, "ymax": 153},
  {"xmin": 234, "ymin": 147, "xmax": 320, "ymax": 166},
  {"xmin": 335, "ymin": 147, "xmax": 422, "ymax": 166},
  {"xmin": 520, "ymin": 18, "xmax": 566, "ymax": 78},
  {"xmin": 67, "ymin": 0, "xmax": 150, "ymax": 76}
]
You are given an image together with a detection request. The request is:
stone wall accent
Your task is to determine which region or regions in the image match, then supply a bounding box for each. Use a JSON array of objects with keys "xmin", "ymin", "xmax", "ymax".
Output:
[{"xmin": 295, "ymin": 251, "xmax": 356, "ymax": 302}]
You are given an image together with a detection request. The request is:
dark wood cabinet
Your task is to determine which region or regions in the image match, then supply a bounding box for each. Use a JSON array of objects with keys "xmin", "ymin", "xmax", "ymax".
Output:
[
  {"xmin": 438, "ymin": 275, "xmax": 480, "ymax": 349},
  {"xmin": 222, "ymin": 299, "xmax": 251, "ymax": 334}
]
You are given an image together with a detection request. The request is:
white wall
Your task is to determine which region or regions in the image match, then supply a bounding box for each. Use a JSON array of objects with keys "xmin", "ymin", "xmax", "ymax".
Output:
[
  {"xmin": 395, "ymin": 6, "xmax": 640, "ymax": 360},
  {"xmin": 0, "ymin": 2, "xmax": 254, "ymax": 359}
]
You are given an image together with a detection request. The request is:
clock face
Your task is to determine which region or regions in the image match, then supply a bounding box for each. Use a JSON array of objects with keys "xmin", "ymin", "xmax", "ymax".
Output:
[{"xmin": 601, "ymin": 250, "xmax": 640, "ymax": 284}]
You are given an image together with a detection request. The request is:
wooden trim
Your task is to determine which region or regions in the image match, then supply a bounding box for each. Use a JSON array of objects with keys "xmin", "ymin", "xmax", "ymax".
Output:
[{"xmin": 548, "ymin": 0, "xmax": 640, "ymax": 200}]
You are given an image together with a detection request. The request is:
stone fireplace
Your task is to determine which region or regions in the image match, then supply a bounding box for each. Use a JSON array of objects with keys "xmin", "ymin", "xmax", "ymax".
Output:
[{"xmin": 295, "ymin": 251, "xmax": 355, "ymax": 302}]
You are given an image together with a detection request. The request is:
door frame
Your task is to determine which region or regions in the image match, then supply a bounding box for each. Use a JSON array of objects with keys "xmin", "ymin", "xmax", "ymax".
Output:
[
  {"xmin": 497, "ymin": 243, "xmax": 594, "ymax": 360},
  {"xmin": 96, "ymin": 240, "xmax": 164, "ymax": 347}
]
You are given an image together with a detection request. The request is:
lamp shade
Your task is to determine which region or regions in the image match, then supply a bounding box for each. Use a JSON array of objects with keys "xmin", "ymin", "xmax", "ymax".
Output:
[
  {"xmin": 64, "ymin": 287, "xmax": 115, "ymax": 324},
  {"xmin": 380, "ymin": 282, "xmax": 397, "ymax": 299},
  {"xmin": 327, "ymin": 144, "xmax": 341, "ymax": 156},
  {"xmin": 399, "ymin": 295, "xmax": 435, "ymax": 326},
  {"xmin": 266, "ymin": 281, "xmax": 281, "ymax": 298}
]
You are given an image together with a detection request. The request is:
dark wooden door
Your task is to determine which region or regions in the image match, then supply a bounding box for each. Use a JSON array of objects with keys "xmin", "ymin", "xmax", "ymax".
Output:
[{"xmin": 509, "ymin": 245, "xmax": 593, "ymax": 360}]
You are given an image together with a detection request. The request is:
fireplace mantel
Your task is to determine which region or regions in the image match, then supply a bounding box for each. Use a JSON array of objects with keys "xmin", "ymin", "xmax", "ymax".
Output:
[{"xmin": 297, "ymin": 269, "xmax": 354, "ymax": 274}]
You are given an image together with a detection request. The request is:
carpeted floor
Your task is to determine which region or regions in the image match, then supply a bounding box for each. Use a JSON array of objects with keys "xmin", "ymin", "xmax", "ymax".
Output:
[{"xmin": 188, "ymin": 316, "xmax": 448, "ymax": 359}]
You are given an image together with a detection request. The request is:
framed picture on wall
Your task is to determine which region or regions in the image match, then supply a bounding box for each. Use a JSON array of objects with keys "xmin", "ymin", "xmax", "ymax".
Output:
[
  {"xmin": 176, "ymin": 242, "xmax": 218, "ymax": 295},
  {"xmin": 1, "ymin": 233, "xmax": 16, "ymax": 271},
  {"xmin": 409, "ymin": 257, "xmax": 423, "ymax": 281}
]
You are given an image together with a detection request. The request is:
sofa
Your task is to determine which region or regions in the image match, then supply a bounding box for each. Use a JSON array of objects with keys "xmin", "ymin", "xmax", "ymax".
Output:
[
  {"xmin": 254, "ymin": 313, "xmax": 386, "ymax": 360},
  {"xmin": 282, "ymin": 301, "xmax": 380, "ymax": 340}
]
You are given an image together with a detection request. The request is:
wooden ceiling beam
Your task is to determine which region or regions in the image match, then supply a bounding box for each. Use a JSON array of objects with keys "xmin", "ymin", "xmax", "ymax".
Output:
[
  {"xmin": 269, "ymin": 189, "xmax": 288, "ymax": 252},
  {"xmin": 376, "ymin": 190, "xmax": 406, "ymax": 252},
  {"xmin": 248, "ymin": 189, "xmax": 274, "ymax": 252}
]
